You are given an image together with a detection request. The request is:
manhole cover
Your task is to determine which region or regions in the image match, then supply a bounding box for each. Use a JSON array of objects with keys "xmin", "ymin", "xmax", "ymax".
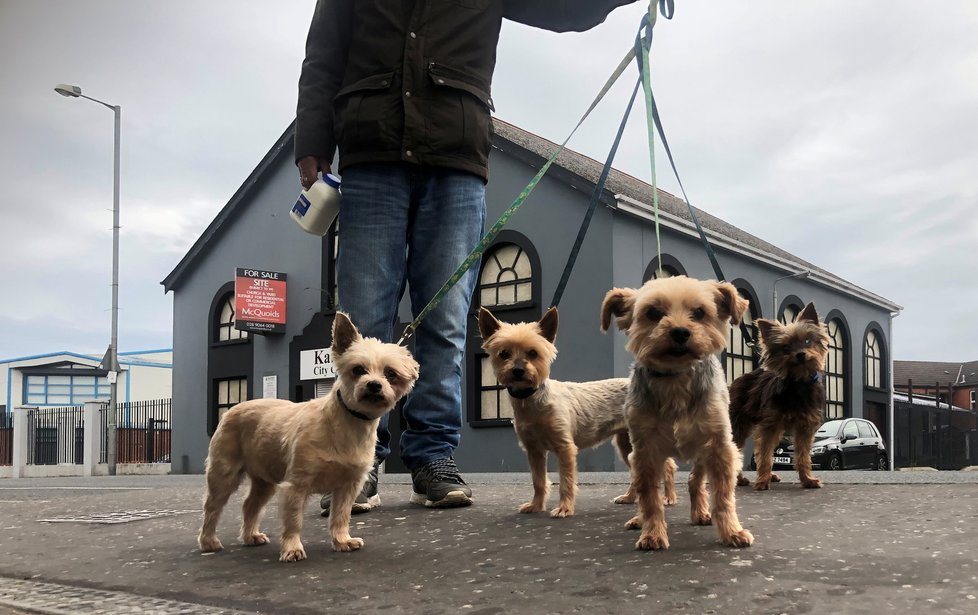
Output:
[{"xmin": 38, "ymin": 509, "xmax": 197, "ymax": 524}]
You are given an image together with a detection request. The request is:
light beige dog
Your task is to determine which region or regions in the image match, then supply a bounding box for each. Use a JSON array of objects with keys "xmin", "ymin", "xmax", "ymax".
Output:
[
  {"xmin": 479, "ymin": 306, "xmax": 677, "ymax": 519},
  {"xmin": 601, "ymin": 275, "xmax": 754, "ymax": 551},
  {"xmin": 197, "ymin": 312, "xmax": 419, "ymax": 562}
]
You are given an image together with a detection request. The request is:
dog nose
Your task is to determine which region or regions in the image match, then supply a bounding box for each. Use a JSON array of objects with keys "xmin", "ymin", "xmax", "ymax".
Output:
[
  {"xmin": 366, "ymin": 380, "xmax": 382, "ymax": 394},
  {"xmin": 795, "ymin": 352, "xmax": 807, "ymax": 364},
  {"xmin": 669, "ymin": 327, "xmax": 691, "ymax": 344},
  {"xmin": 511, "ymin": 367, "xmax": 526, "ymax": 379}
]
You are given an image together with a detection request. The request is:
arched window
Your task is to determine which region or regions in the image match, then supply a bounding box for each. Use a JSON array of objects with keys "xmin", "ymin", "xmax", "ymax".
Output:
[
  {"xmin": 780, "ymin": 303, "xmax": 801, "ymax": 325},
  {"xmin": 725, "ymin": 284, "xmax": 760, "ymax": 386},
  {"xmin": 468, "ymin": 233, "xmax": 541, "ymax": 425},
  {"xmin": 865, "ymin": 330, "xmax": 882, "ymax": 389},
  {"xmin": 643, "ymin": 254, "xmax": 687, "ymax": 283},
  {"xmin": 215, "ymin": 294, "xmax": 248, "ymax": 342},
  {"xmin": 479, "ymin": 243, "xmax": 533, "ymax": 308},
  {"xmin": 825, "ymin": 318, "xmax": 847, "ymax": 420},
  {"xmin": 208, "ymin": 283, "xmax": 253, "ymax": 435}
]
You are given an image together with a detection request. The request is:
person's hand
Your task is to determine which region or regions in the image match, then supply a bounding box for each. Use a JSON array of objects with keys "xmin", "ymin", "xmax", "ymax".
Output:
[{"xmin": 298, "ymin": 156, "xmax": 331, "ymax": 190}]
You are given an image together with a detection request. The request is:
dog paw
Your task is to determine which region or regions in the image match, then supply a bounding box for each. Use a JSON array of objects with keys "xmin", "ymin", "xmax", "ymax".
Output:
[
  {"xmin": 664, "ymin": 494, "xmax": 679, "ymax": 507},
  {"xmin": 279, "ymin": 546, "xmax": 307, "ymax": 562},
  {"xmin": 332, "ymin": 536, "xmax": 364, "ymax": 552},
  {"xmin": 242, "ymin": 532, "xmax": 269, "ymax": 546},
  {"xmin": 691, "ymin": 512, "xmax": 712, "ymax": 526},
  {"xmin": 624, "ymin": 515, "xmax": 642, "ymax": 530},
  {"xmin": 635, "ymin": 533, "xmax": 670, "ymax": 551},
  {"xmin": 753, "ymin": 480, "xmax": 771, "ymax": 491},
  {"xmin": 612, "ymin": 493, "xmax": 636, "ymax": 504},
  {"xmin": 198, "ymin": 535, "xmax": 223, "ymax": 553},
  {"xmin": 801, "ymin": 477, "xmax": 823, "ymax": 489},
  {"xmin": 736, "ymin": 475, "xmax": 751, "ymax": 487},
  {"xmin": 550, "ymin": 505, "xmax": 574, "ymax": 519},
  {"xmin": 770, "ymin": 473, "xmax": 782, "ymax": 483},
  {"xmin": 518, "ymin": 502, "xmax": 545, "ymax": 514},
  {"xmin": 721, "ymin": 528, "xmax": 754, "ymax": 548}
]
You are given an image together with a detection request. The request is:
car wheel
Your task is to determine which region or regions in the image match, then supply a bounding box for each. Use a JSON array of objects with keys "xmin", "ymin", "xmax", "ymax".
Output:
[
  {"xmin": 875, "ymin": 454, "xmax": 888, "ymax": 471},
  {"xmin": 828, "ymin": 452, "xmax": 843, "ymax": 471}
]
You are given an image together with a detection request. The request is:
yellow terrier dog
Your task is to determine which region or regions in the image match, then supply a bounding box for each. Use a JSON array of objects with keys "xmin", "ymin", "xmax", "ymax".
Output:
[
  {"xmin": 478, "ymin": 306, "xmax": 677, "ymax": 519},
  {"xmin": 197, "ymin": 312, "xmax": 419, "ymax": 562},
  {"xmin": 601, "ymin": 275, "xmax": 754, "ymax": 551}
]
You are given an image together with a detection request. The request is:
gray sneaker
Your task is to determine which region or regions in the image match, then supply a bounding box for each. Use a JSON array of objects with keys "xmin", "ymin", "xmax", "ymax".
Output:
[
  {"xmin": 321, "ymin": 460, "xmax": 380, "ymax": 516},
  {"xmin": 410, "ymin": 457, "xmax": 473, "ymax": 508}
]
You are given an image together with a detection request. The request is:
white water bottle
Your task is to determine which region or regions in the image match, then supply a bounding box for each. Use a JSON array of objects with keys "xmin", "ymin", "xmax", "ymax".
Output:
[{"xmin": 290, "ymin": 173, "xmax": 341, "ymax": 236}]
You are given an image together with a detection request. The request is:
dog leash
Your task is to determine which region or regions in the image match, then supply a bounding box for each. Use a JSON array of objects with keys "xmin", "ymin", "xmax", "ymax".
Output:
[
  {"xmin": 396, "ymin": 17, "xmax": 654, "ymax": 346},
  {"xmin": 550, "ymin": 1, "xmax": 672, "ymax": 309},
  {"xmin": 635, "ymin": 14, "xmax": 759, "ymax": 352}
]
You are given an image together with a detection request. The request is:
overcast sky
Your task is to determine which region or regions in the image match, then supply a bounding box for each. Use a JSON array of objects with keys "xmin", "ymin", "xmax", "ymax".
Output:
[{"xmin": 1, "ymin": 1, "xmax": 976, "ymax": 363}]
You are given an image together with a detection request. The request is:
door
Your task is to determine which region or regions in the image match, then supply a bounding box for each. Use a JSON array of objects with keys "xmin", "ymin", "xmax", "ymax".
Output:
[
  {"xmin": 857, "ymin": 420, "xmax": 880, "ymax": 468},
  {"xmin": 840, "ymin": 420, "xmax": 862, "ymax": 468}
]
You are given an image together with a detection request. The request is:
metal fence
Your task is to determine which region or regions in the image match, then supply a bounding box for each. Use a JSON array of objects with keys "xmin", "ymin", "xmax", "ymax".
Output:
[
  {"xmin": 0, "ymin": 414, "xmax": 12, "ymax": 466},
  {"xmin": 26, "ymin": 406, "xmax": 84, "ymax": 466},
  {"xmin": 115, "ymin": 399, "xmax": 172, "ymax": 464},
  {"xmin": 895, "ymin": 400, "xmax": 978, "ymax": 470}
]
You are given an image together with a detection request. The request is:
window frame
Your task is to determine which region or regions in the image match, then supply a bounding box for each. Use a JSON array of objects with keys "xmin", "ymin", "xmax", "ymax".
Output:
[{"xmin": 823, "ymin": 311, "xmax": 851, "ymax": 421}]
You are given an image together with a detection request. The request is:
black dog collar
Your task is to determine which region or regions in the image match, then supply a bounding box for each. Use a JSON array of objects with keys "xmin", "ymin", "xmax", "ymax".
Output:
[
  {"xmin": 647, "ymin": 368, "xmax": 680, "ymax": 378},
  {"xmin": 336, "ymin": 390, "xmax": 374, "ymax": 421},
  {"xmin": 507, "ymin": 386, "xmax": 538, "ymax": 399}
]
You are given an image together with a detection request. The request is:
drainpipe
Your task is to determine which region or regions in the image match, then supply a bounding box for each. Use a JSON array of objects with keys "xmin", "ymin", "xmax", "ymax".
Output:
[{"xmin": 888, "ymin": 309, "xmax": 900, "ymax": 471}]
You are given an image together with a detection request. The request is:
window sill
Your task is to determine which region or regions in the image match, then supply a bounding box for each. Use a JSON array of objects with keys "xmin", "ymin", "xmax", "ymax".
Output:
[{"xmin": 470, "ymin": 418, "xmax": 514, "ymax": 429}]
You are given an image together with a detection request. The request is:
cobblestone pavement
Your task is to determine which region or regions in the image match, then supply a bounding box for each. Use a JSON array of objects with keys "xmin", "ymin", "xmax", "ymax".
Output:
[{"xmin": 0, "ymin": 472, "xmax": 976, "ymax": 614}]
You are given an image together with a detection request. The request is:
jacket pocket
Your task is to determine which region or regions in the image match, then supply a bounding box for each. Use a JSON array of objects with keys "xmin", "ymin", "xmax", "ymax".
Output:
[
  {"xmin": 426, "ymin": 64, "xmax": 494, "ymax": 156},
  {"xmin": 333, "ymin": 71, "xmax": 398, "ymax": 154}
]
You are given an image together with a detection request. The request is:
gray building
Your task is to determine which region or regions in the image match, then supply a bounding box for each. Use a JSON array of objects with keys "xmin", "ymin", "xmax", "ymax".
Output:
[{"xmin": 162, "ymin": 119, "xmax": 901, "ymax": 474}]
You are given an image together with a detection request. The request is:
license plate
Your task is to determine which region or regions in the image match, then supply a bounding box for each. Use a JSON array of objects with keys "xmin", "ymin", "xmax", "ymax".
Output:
[{"xmin": 773, "ymin": 456, "xmax": 791, "ymax": 465}]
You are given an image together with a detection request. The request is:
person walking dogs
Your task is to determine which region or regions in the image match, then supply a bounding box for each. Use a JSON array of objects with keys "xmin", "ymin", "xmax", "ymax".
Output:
[{"xmin": 295, "ymin": 0, "xmax": 640, "ymax": 514}]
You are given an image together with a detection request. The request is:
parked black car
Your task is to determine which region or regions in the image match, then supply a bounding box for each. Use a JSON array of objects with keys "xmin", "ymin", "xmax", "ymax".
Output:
[{"xmin": 750, "ymin": 418, "xmax": 888, "ymax": 471}]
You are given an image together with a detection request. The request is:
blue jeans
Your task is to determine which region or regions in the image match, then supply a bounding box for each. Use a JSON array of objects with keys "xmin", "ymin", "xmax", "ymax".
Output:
[{"xmin": 336, "ymin": 162, "xmax": 486, "ymax": 471}]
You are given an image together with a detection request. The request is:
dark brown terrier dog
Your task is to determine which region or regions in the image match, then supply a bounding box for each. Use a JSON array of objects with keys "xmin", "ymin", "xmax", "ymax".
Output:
[{"xmin": 728, "ymin": 302, "xmax": 831, "ymax": 491}]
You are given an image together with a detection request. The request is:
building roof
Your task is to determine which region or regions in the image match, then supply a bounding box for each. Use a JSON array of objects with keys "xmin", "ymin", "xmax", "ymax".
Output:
[
  {"xmin": 0, "ymin": 350, "xmax": 172, "ymax": 369},
  {"xmin": 491, "ymin": 119, "xmax": 901, "ymax": 312},
  {"xmin": 162, "ymin": 119, "xmax": 901, "ymax": 312},
  {"xmin": 894, "ymin": 391, "xmax": 971, "ymax": 412},
  {"xmin": 894, "ymin": 360, "xmax": 978, "ymax": 388}
]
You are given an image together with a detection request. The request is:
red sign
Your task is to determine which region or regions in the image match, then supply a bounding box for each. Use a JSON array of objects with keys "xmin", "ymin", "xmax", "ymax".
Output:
[{"xmin": 235, "ymin": 268, "xmax": 287, "ymax": 334}]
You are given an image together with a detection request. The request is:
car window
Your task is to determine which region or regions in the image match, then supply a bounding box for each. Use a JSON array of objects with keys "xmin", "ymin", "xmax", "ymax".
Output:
[
  {"xmin": 857, "ymin": 421, "xmax": 875, "ymax": 439},
  {"xmin": 816, "ymin": 420, "xmax": 844, "ymax": 439},
  {"xmin": 843, "ymin": 421, "xmax": 859, "ymax": 439}
]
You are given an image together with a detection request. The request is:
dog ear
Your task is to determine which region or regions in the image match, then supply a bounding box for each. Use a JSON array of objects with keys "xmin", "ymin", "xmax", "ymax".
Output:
[
  {"xmin": 478, "ymin": 307, "xmax": 502, "ymax": 340},
  {"xmin": 714, "ymin": 282, "xmax": 750, "ymax": 325},
  {"xmin": 754, "ymin": 318, "xmax": 781, "ymax": 344},
  {"xmin": 537, "ymin": 307, "xmax": 559, "ymax": 343},
  {"xmin": 798, "ymin": 302, "xmax": 820, "ymax": 325},
  {"xmin": 600, "ymin": 288, "xmax": 636, "ymax": 332},
  {"xmin": 331, "ymin": 311, "xmax": 362, "ymax": 356}
]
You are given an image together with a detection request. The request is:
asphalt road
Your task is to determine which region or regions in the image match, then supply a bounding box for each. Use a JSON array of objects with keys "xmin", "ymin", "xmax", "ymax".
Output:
[{"xmin": 1, "ymin": 472, "xmax": 976, "ymax": 614}]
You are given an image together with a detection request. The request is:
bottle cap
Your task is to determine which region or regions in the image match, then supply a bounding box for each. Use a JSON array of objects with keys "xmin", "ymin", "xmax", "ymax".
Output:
[{"xmin": 321, "ymin": 173, "xmax": 341, "ymax": 189}]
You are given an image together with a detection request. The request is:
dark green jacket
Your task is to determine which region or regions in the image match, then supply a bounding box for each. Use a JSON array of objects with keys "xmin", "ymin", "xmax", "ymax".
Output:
[{"xmin": 295, "ymin": 0, "xmax": 637, "ymax": 181}]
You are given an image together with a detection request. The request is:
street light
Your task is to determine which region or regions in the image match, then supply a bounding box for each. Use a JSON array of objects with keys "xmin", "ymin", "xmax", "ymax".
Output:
[
  {"xmin": 772, "ymin": 270, "xmax": 810, "ymax": 319},
  {"xmin": 55, "ymin": 83, "xmax": 120, "ymax": 476}
]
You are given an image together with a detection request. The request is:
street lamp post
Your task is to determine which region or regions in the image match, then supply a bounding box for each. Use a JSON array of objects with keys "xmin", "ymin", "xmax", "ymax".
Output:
[
  {"xmin": 55, "ymin": 84, "xmax": 120, "ymax": 476},
  {"xmin": 772, "ymin": 270, "xmax": 810, "ymax": 319}
]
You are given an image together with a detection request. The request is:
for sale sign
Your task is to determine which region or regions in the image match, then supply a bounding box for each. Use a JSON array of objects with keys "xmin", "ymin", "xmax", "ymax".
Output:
[{"xmin": 234, "ymin": 268, "xmax": 287, "ymax": 334}]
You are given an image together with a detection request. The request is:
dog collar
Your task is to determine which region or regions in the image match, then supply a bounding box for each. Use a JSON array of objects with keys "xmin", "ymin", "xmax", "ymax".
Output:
[
  {"xmin": 647, "ymin": 368, "xmax": 681, "ymax": 378},
  {"xmin": 335, "ymin": 390, "xmax": 374, "ymax": 422},
  {"xmin": 507, "ymin": 386, "xmax": 538, "ymax": 399}
]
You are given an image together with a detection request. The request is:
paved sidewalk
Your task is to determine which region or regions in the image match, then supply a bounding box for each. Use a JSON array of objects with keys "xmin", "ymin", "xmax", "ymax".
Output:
[{"xmin": 1, "ymin": 472, "xmax": 976, "ymax": 614}]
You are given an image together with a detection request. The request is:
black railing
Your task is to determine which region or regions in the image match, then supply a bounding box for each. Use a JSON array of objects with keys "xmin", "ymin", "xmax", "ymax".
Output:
[
  {"xmin": 115, "ymin": 399, "xmax": 172, "ymax": 463},
  {"xmin": 0, "ymin": 414, "xmax": 12, "ymax": 466},
  {"xmin": 26, "ymin": 406, "xmax": 84, "ymax": 465}
]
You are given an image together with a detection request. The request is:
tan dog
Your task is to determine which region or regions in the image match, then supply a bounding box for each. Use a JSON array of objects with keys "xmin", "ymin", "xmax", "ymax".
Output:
[
  {"xmin": 197, "ymin": 312, "xmax": 419, "ymax": 562},
  {"xmin": 478, "ymin": 306, "xmax": 677, "ymax": 519},
  {"xmin": 601, "ymin": 275, "xmax": 754, "ymax": 551},
  {"xmin": 729, "ymin": 302, "xmax": 831, "ymax": 490}
]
